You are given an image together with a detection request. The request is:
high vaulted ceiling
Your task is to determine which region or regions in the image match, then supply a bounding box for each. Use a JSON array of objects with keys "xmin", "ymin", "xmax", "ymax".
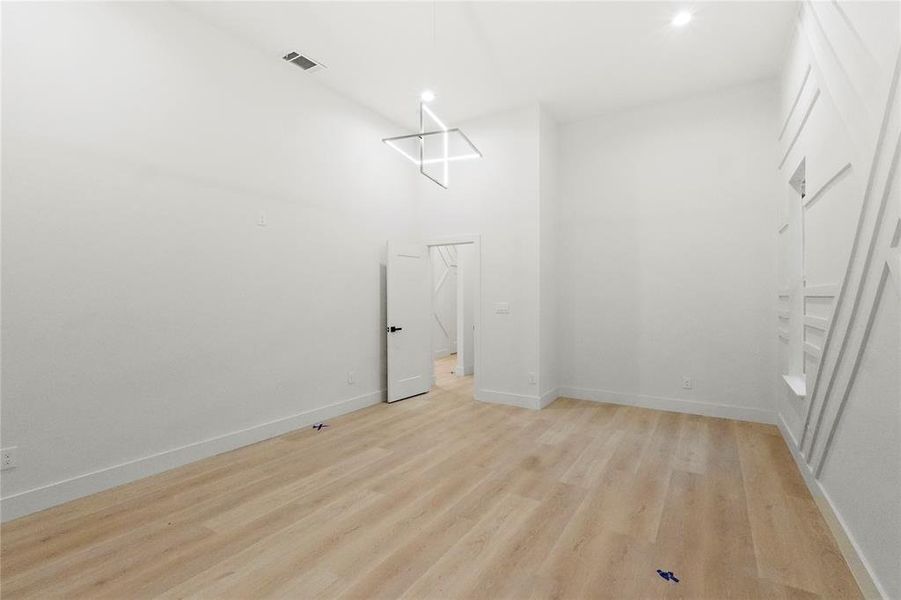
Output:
[{"xmin": 184, "ymin": 1, "xmax": 798, "ymax": 129}]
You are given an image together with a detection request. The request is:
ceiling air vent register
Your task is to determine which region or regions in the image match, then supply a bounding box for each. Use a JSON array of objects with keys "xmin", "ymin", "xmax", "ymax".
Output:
[{"xmin": 282, "ymin": 51, "xmax": 326, "ymax": 73}]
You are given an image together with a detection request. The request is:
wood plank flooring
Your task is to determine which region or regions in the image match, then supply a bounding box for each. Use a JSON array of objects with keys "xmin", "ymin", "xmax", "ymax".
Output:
[{"xmin": 0, "ymin": 356, "xmax": 861, "ymax": 599}]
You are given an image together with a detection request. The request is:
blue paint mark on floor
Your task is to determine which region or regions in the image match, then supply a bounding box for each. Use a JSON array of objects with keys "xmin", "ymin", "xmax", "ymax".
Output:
[{"xmin": 657, "ymin": 569, "xmax": 680, "ymax": 583}]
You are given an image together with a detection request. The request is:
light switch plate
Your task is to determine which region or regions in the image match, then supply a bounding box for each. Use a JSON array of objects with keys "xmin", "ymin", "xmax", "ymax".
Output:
[{"xmin": 495, "ymin": 302, "xmax": 510, "ymax": 314}]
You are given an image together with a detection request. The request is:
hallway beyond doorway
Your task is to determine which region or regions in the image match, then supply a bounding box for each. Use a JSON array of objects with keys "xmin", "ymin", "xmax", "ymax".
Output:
[{"xmin": 433, "ymin": 354, "xmax": 472, "ymax": 397}]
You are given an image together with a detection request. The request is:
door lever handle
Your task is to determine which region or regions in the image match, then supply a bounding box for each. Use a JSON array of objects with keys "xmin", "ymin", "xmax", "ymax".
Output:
[{"xmin": 387, "ymin": 326, "xmax": 403, "ymax": 333}]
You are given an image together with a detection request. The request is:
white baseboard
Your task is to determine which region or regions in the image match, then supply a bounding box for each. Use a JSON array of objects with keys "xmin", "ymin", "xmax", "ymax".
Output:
[
  {"xmin": 476, "ymin": 388, "xmax": 542, "ymax": 410},
  {"xmin": 0, "ymin": 389, "xmax": 385, "ymax": 523},
  {"xmin": 776, "ymin": 413, "xmax": 886, "ymax": 600},
  {"xmin": 454, "ymin": 363, "xmax": 473, "ymax": 377},
  {"xmin": 557, "ymin": 385, "xmax": 776, "ymax": 424},
  {"xmin": 539, "ymin": 387, "xmax": 559, "ymax": 409}
]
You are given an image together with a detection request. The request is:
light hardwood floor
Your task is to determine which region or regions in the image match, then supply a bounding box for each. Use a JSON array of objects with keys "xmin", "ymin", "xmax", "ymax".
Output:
[{"xmin": 0, "ymin": 356, "xmax": 861, "ymax": 599}]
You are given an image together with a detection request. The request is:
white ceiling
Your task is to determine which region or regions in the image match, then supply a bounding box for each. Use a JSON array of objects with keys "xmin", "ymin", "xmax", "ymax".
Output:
[{"xmin": 184, "ymin": 1, "xmax": 798, "ymax": 130}]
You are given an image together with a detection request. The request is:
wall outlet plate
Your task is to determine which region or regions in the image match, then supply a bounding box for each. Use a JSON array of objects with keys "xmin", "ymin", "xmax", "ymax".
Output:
[
  {"xmin": 1, "ymin": 446, "xmax": 18, "ymax": 470},
  {"xmin": 681, "ymin": 377, "xmax": 693, "ymax": 390},
  {"xmin": 347, "ymin": 371, "xmax": 355, "ymax": 385},
  {"xmin": 495, "ymin": 302, "xmax": 510, "ymax": 314}
]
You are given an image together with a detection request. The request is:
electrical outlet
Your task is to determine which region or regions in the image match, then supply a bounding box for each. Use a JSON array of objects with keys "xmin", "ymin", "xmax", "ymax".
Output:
[
  {"xmin": 681, "ymin": 376, "xmax": 693, "ymax": 390},
  {"xmin": 1, "ymin": 447, "xmax": 18, "ymax": 471},
  {"xmin": 528, "ymin": 373, "xmax": 537, "ymax": 385},
  {"xmin": 257, "ymin": 213, "xmax": 267, "ymax": 227},
  {"xmin": 495, "ymin": 302, "xmax": 510, "ymax": 314},
  {"xmin": 347, "ymin": 371, "xmax": 355, "ymax": 385}
]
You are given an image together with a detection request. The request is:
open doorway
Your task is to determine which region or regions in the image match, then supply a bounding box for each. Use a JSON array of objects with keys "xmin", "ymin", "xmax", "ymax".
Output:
[
  {"xmin": 427, "ymin": 237, "xmax": 480, "ymax": 397},
  {"xmin": 385, "ymin": 235, "xmax": 480, "ymax": 404}
]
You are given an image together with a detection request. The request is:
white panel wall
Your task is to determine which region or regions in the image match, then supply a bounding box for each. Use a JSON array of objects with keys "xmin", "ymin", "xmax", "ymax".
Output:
[
  {"xmin": 774, "ymin": 2, "xmax": 901, "ymax": 597},
  {"xmin": 417, "ymin": 106, "xmax": 542, "ymax": 408},
  {"xmin": 819, "ymin": 284, "xmax": 900, "ymax": 599},
  {"xmin": 456, "ymin": 244, "xmax": 475, "ymax": 377},
  {"xmin": 556, "ymin": 82, "xmax": 780, "ymax": 422},
  {"xmin": 430, "ymin": 245, "xmax": 458, "ymax": 359},
  {"xmin": 0, "ymin": 2, "xmax": 420, "ymax": 520}
]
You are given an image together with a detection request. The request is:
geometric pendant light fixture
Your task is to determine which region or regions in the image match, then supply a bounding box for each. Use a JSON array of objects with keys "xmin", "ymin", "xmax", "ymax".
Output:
[
  {"xmin": 382, "ymin": 100, "xmax": 482, "ymax": 189},
  {"xmin": 382, "ymin": 3, "xmax": 481, "ymax": 188}
]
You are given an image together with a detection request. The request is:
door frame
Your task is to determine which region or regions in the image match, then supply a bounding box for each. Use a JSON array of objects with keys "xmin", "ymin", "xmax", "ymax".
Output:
[{"xmin": 425, "ymin": 234, "xmax": 482, "ymax": 397}]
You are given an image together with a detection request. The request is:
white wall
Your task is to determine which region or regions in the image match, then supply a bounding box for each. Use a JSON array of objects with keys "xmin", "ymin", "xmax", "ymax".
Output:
[
  {"xmin": 774, "ymin": 2, "xmax": 900, "ymax": 597},
  {"xmin": 0, "ymin": 2, "xmax": 420, "ymax": 520},
  {"xmin": 430, "ymin": 245, "xmax": 457, "ymax": 359},
  {"xmin": 455, "ymin": 244, "xmax": 475, "ymax": 377},
  {"xmin": 556, "ymin": 82, "xmax": 781, "ymax": 422},
  {"xmin": 538, "ymin": 108, "xmax": 559, "ymax": 407},
  {"xmin": 417, "ymin": 106, "xmax": 542, "ymax": 408}
]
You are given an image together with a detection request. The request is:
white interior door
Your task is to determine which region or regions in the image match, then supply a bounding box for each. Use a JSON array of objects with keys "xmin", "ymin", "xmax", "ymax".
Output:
[{"xmin": 387, "ymin": 241, "xmax": 432, "ymax": 402}]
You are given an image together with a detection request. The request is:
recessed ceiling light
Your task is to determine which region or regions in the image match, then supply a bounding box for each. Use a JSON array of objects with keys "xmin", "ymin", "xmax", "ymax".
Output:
[
  {"xmin": 420, "ymin": 90, "xmax": 436, "ymax": 103},
  {"xmin": 672, "ymin": 11, "xmax": 692, "ymax": 27}
]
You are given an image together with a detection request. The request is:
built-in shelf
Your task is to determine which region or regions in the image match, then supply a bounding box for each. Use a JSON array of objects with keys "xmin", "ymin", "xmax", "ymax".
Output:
[
  {"xmin": 804, "ymin": 342, "xmax": 822, "ymax": 359},
  {"xmin": 804, "ymin": 283, "xmax": 840, "ymax": 298},
  {"xmin": 804, "ymin": 315, "xmax": 829, "ymax": 331},
  {"xmin": 782, "ymin": 374, "xmax": 807, "ymax": 398}
]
